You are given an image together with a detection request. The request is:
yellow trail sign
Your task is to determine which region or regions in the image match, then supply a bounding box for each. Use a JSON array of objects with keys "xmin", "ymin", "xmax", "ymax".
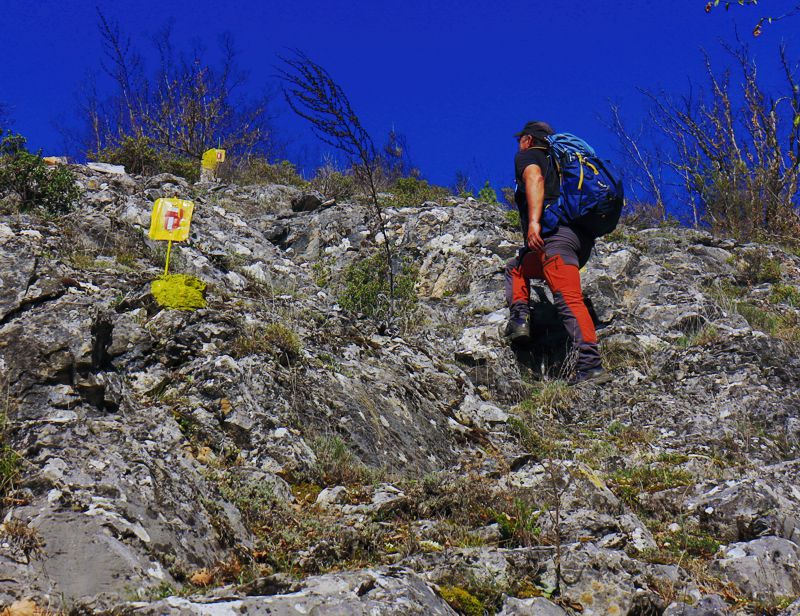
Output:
[
  {"xmin": 201, "ymin": 148, "xmax": 226, "ymax": 171},
  {"xmin": 149, "ymin": 198, "xmax": 194, "ymax": 276},
  {"xmin": 149, "ymin": 198, "xmax": 194, "ymax": 242}
]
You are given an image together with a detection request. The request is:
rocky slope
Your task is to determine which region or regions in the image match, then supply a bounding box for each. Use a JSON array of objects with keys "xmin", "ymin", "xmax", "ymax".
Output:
[{"xmin": 0, "ymin": 165, "xmax": 798, "ymax": 615}]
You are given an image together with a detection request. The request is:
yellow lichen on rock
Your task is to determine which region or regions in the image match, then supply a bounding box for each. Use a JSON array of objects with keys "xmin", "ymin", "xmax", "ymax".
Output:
[
  {"xmin": 438, "ymin": 586, "xmax": 484, "ymax": 616},
  {"xmin": 151, "ymin": 274, "xmax": 207, "ymax": 310},
  {"xmin": 190, "ymin": 568, "xmax": 214, "ymax": 587}
]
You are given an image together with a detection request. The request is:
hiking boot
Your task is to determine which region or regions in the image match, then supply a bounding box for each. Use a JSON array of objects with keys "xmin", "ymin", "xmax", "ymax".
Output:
[
  {"xmin": 569, "ymin": 366, "xmax": 612, "ymax": 386},
  {"xmin": 503, "ymin": 311, "xmax": 530, "ymax": 343}
]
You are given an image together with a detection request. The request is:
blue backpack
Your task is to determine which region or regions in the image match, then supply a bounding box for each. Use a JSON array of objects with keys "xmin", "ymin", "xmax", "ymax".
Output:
[{"xmin": 540, "ymin": 133, "xmax": 624, "ymax": 237}]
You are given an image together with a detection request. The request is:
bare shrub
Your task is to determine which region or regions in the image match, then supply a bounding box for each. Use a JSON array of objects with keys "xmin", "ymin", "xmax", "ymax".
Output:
[
  {"xmin": 225, "ymin": 158, "xmax": 306, "ymax": 186},
  {"xmin": 310, "ymin": 155, "xmax": 357, "ymax": 200},
  {"xmin": 610, "ymin": 43, "xmax": 800, "ymax": 245},
  {"xmin": 80, "ymin": 11, "xmax": 278, "ymax": 174}
]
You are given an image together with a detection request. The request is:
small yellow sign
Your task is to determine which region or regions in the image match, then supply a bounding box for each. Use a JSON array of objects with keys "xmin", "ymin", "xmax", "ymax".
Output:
[
  {"xmin": 149, "ymin": 198, "xmax": 194, "ymax": 242},
  {"xmin": 201, "ymin": 148, "xmax": 226, "ymax": 170}
]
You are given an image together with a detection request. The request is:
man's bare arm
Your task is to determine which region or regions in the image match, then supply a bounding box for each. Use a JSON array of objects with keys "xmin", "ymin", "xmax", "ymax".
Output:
[{"xmin": 523, "ymin": 164, "xmax": 545, "ymax": 251}]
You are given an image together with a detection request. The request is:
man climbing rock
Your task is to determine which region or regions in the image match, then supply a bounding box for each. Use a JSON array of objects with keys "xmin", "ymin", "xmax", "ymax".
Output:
[{"xmin": 504, "ymin": 120, "xmax": 608, "ymax": 384}]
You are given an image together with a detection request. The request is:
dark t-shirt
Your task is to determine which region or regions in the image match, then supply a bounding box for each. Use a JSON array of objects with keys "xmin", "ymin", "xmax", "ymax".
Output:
[{"xmin": 513, "ymin": 146, "xmax": 560, "ymax": 230}]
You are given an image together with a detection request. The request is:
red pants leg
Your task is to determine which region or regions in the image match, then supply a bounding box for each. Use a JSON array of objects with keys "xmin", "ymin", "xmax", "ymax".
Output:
[
  {"xmin": 504, "ymin": 249, "xmax": 545, "ymax": 309},
  {"xmin": 542, "ymin": 254, "xmax": 601, "ymax": 372}
]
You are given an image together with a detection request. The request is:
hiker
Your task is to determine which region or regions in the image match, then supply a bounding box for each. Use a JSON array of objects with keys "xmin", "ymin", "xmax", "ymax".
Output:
[{"xmin": 504, "ymin": 120, "xmax": 607, "ymax": 384}]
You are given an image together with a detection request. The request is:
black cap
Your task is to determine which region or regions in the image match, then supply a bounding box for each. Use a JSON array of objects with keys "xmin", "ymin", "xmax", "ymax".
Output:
[{"xmin": 514, "ymin": 120, "xmax": 555, "ymax": 138}]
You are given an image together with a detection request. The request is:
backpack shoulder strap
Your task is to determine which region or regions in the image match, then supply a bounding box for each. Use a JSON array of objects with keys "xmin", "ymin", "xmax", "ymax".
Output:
[{"xmin": 532, "ymin": 143, "xmax": 559, "ymax": 185}]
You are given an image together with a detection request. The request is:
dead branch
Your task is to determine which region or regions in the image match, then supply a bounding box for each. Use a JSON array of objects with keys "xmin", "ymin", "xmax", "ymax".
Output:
[{"xmin": 277, "ymin": 50, "xmax": 397, "ymax": 324}]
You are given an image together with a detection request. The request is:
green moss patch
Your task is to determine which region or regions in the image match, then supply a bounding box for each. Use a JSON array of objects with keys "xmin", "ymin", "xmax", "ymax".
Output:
[
  {"xmin": 151, "ymin": 274, "xmax": 207, "ymax": 310},
  {"xmin": 608, "ymin": 464, "xmax": 693, "ymax": 508},
  {"xmin": 439, "ymin": 586, "xmax": 485, "ymax": 616}
]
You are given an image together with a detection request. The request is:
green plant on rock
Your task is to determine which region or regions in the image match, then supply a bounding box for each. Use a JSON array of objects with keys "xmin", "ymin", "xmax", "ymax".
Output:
[
  {"xmin": 504, "ymin": 208, "xmax": 521, "ymax": 229},
  {"xmin": 506, "ymin": 416, "xmax": 573, "ymax": 460},
  {"xmin": 737, "ymin": 301, "xmax": 779, "ymax": 332},
  {"xmin": 706, "ymin": 277, "xmax": 800, "ymax": 342},
  {"xmin": 94, "ymin": 135, "xmax": 199, "ymax": 181},
  {"xmin": 507, "ymin": 416, "xmax": 547, "ymax": 457},
  {"xmin": 262, "ymin": 323, "xmax": 302, "ymax": 362},
  {"xmin": 749, "ymin": 596, "xmax": 798, "ymax": 615},
  {"xmin": 228, "ymin": 158, "xmax": 306, "ymax": 186},
  {"xmin": 0, "ymin": 405, "xmax": 20, "ymax": 508},
  {"xmin": 734, "ymin": 248, "xmax": 782, "ymax": 284},
  {"xmin": 692, "ymin": 323, "xmax": 721, "ymax": 346},
  {"xmin": 507, "ymin": 402, "xmax": 587, "ymax": 462},
  {"xmin": 383, "ymin": 176, "xmax": 451, "ymax": 207},
  {"xmin": 705, "ymin": 278, "xmax": 747, "ymax": 302},
  {"xmin": 676, "ymin": 323, "xmax": 720, "ymax": 348},
  {"xmin": 141, "ymin": 581, "xmax": 181, "ymax": 601},
  {"xmin": 68, "ymin": 252, "xmax": 100, "ymax": 271},
  {"xmin": 574, "ymin": 424, "xmax": 657, "ymax": 467},
  {"xmin": 311, "ymin": 260, "xmax": 332, "ymax": 287},
  {"xmin": 338, "ymin": 252, "xmax": 418, "ymax": 325},
  {"xmin": 440, "ymin": 573, "xmax": 508, "ymax": 615},
  {"xmin": 310, "ymin": 435, "xmax": 370, "ymax": 487},
  {"xmin": 607, "ymin": 463, "xmax": 694, "ymax": 509},
  {"xmin": 667, "ymin": 529, "xmax": 720, "ymax": 559},
  {"xmin": 115, "ymin": 250, "xmax": 137, "ymax": 268},
  {"xmin": 171, "ymin": 407, "xmax": 201, "ymax": 441},
  {"xmin": 95, "ymin": 135, "xmax": 160, "ymax": 175},
  {"xmin": 491, "ymin": 497, "xmax": 541, "ymax": 547},
  {"xmin": 477, "ymin": 180, "xmax": 498, "ymax": 204},
  {"xmin": 770, "ymin": 283, "xmax": 800, "ymax": 307},
  {"xmin": 735, "ymin": 301, "xmax": 800, "ymax": 342},
  {"xmin": 310, "ymin": 160, "xmax": 356, "ymax": 199},
  {"xmin": 232, "ymin": 322, "xmax": 302, "ymax": 364},
  {"xmin": 396, "ymin": 473, "xmax": 502, "ymax": 530},
  {"xmin": 0, "ymin": 131, "xmax": 81, "ymax": 213},
  {"xmin": 518, "ymin": 380, "xmax": 575, "ymax": 417},
  {"xmin": 217, "ymin": 472, "xmax": 277, "ymax": 530},
  {"xmin": 392, "ymin": 472, "xmax": 548, "ymax": 553},
  {"xmin": 219, "ymin": 472, "xmax": 397, "ymax": 576},
  {"xmin": 635, "ymin": 519, "xmax": 721, "ymax": 565},
  {"xmin": 607, "ymin": 420, "xmax": 624, "ymax": 436}
]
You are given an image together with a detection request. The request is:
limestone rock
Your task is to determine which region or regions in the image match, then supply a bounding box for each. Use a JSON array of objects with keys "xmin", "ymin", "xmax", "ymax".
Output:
[
  {"xmin": 687, "ymin": 463, "xmax": 800, "ymax": 544},
  {"xmin": 122, "ymin": 567, "xmax": 457, "ymax": 615},
  {"xmin": 710, "ymin": 537, "xmax": 800, "ymax": 602},
  {"xmin": 87, "ymin": 162, "xmax": 126, "ymax": 175},
  {"xmin": 0, "ymin": 166, "xmax": 798, "ymax": 612},
  {"xmin": 663, "ymin": 594, "xmax": 730, "ymax": 615},
  {"xmin": 498, "ymin": 596, "xmax": 568, "ymax": 615},
  {"xmin": 291, "ymin": 191, "xmax": 325, "ymax": 212},
  {"xmin": 780, "ymin": 598, "xmax": 800, "ymax": 615}
]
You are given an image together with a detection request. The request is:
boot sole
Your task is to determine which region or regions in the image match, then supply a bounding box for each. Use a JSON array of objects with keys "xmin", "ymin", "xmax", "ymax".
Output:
[
  {"xmin": 571, "ymin": 371, "xmax": 613, "ymax": 386},
  {"xmin": 498, "ymin": 322, "xmax": 530, "ymax": 344},
  {"xmin": 509, "ymin": 331, "xmax": 531, "ymax": 343}
]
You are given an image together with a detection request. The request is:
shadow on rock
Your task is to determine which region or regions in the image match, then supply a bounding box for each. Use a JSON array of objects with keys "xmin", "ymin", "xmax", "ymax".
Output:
[{"xmin": 510, "ymin": 284, "xmax": 606, "ymax": 379}]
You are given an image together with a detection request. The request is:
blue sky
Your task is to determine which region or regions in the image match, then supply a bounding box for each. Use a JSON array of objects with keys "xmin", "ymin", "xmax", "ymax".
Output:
[{"xmin": 3, "ymin": 0, "xmax": 800, "ymax": 204}]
